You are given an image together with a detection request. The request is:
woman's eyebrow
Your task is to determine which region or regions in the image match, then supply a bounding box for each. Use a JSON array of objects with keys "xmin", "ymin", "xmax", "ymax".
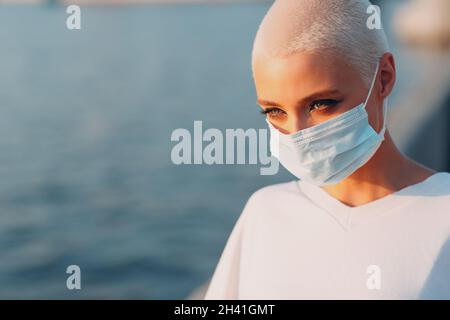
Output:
[
  {"xmin": 257, "ymin": 89, "xmax": 342, "ymax": 107},
  {"xmin": 257, "ymin": 98, "xmax": 281, "ymax": 107},
  {"xmin": 301, "ymin": 89, "xmax": 342, "ymax": 103}
]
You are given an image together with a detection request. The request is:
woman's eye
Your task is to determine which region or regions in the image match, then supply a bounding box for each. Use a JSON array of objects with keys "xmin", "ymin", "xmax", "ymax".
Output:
[
  {"xmin": 309, "ymin": 99, "xmax": 339, "ymax": 113},
  {"xmin": 261, "ymin": 107, "xmax": 286, "ymax": 118}
]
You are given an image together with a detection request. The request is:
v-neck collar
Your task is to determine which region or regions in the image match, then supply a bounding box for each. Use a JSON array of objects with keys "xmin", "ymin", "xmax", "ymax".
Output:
[{"xmin": 295, "ymin": 173, "xmax": 445, "ymax": 231}]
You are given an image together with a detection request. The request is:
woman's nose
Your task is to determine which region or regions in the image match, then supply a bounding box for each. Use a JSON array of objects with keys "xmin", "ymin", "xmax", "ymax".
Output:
[{"xmin": 284, "ymin": 116, "xmax": 307, "ymax": 134}]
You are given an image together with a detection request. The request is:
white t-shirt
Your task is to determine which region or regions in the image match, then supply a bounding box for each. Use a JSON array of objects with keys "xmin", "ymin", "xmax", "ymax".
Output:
[{"xmin": 204, "ymin": 172, "xmax": 450, "ymax": 300}]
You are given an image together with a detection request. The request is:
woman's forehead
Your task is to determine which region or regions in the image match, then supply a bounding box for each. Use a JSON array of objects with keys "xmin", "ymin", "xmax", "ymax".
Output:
[{"xmin": 253, "ymin": 51, "xmax": 361, "ymax": 93}]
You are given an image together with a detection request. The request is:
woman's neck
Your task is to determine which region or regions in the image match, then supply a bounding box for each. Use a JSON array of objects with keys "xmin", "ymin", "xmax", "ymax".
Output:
[{"xmin": 322, "ymin": 132, "xmax": 435, "ymax": 207}]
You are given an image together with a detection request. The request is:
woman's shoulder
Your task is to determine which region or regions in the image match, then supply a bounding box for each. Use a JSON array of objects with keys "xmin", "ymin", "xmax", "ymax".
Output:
[
  {"xmin": 248, "ymin": 180, "xmax": 301, "ymax": 201},
  {"xmin": 233, "ymin": 180, "xmax": 307, "ymax": 229},
  {"xmin": 423, "ymin": 172, "xmax": 450, "ymax": 195},
  {"xmin": 432, "ymin": 172, "xmax": 450, "ymax": 185},
  {"xmin": 241, "ymin": 180, "xmax": 310, "ymax": 214}
]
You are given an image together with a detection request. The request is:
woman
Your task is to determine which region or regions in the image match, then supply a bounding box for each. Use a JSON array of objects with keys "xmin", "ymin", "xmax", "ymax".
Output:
[{"xmin": 205, "ymin": 0, "xmax": 450, "ymax": 299}]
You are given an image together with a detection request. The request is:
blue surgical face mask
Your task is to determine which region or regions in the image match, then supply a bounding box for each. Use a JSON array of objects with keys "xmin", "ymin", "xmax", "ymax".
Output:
[{"xmin": 266, "ymin": 63, "xmax": 387, "ymax": 186}]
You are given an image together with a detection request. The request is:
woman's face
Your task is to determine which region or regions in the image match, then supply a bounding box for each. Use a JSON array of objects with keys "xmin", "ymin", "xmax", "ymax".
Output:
[{"xmin": 253, "ymin": 51, "xmax": 384, "ymax": 135}]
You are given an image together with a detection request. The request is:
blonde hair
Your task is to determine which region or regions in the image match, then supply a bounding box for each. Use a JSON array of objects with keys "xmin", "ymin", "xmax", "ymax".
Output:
[{"xmin": 252, "ymin": 0, "xmax": 390, "ymax": 87}]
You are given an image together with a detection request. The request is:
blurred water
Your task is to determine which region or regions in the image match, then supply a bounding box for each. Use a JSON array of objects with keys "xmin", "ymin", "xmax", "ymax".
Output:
[
  {"xmin": 0, "ymin": 4, "xmax": 295, "ymax": 299},
  {"xmin": 0, "ymin": 2, "xmax": 442, "ymax": 299}
]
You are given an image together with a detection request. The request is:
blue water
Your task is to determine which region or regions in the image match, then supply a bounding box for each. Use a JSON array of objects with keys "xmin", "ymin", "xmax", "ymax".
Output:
[
  {"xmin": 0, "ymin": 4, "xmax": 296, "ymax": 299},
  {"xmin": 0, "ymin": 2, "xmax": 437, "ymax": 299}
]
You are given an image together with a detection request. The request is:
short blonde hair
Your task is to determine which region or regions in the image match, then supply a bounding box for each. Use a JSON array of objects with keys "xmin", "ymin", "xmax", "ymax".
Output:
[{"xmin": 252, "ymin": 0, "xmax": 390, "ymax": 87}]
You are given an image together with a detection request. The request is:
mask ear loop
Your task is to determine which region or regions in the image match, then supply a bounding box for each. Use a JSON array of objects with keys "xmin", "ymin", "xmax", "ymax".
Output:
[
  {"xmin": 363, "ymin": 62, "xmax": 380, "ymax": 108},
  {"xmin": 379, "ymin": 97, "xmax": 388, "ymax": 137},
  {"xmin": 364, "ymin": 62, "xmax": 387, "ymax": 137}
]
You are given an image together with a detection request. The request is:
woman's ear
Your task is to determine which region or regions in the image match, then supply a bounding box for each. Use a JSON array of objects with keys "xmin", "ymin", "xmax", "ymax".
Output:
[{"xmin": 379, "ymin": 52, "xmax": 396, "ymax": 98}]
